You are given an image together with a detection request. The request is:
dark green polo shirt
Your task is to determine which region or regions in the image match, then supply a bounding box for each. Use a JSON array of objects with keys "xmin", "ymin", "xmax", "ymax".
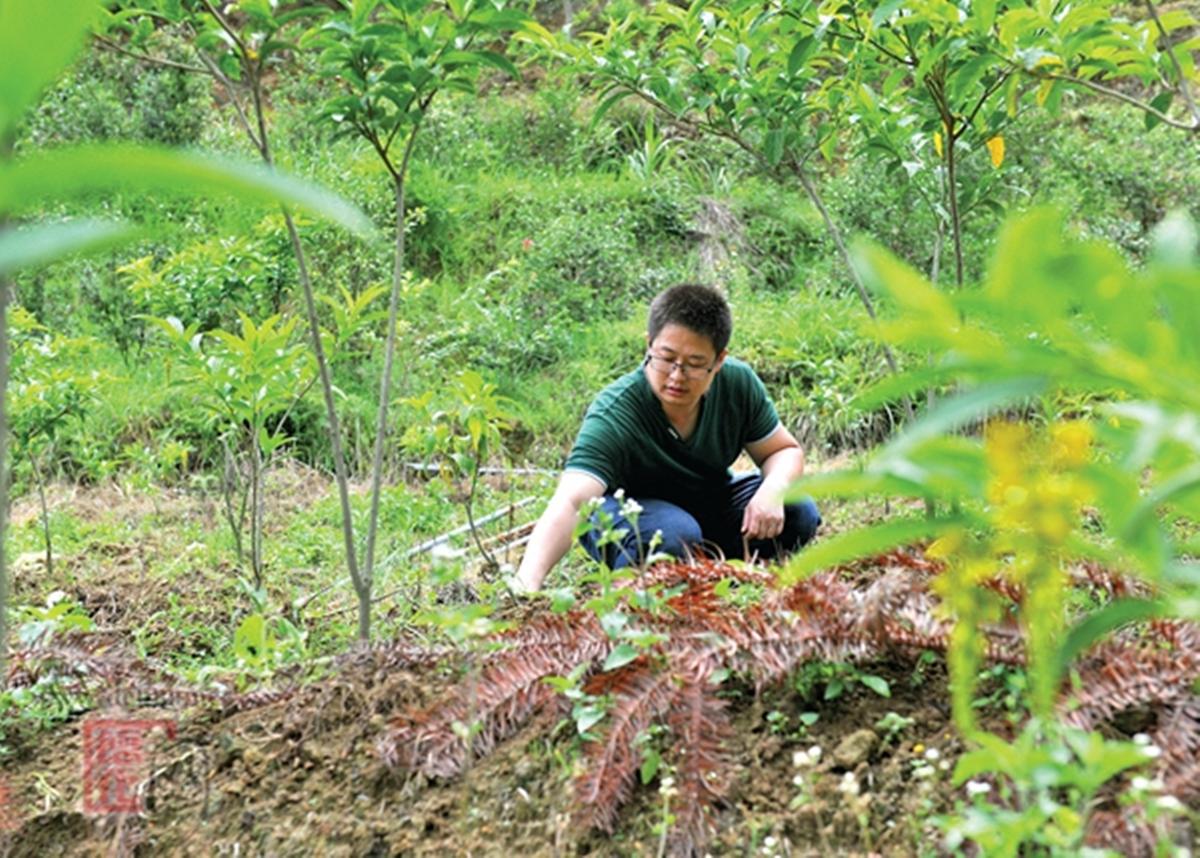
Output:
[{"xmin": 563, "ymin": 357, "xmax": 780, "ymax": 516}]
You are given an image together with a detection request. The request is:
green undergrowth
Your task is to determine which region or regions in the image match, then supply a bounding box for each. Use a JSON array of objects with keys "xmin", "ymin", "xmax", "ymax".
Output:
[{"xmin": 15, "ymin": 47, "xmax": 1199, "ymax": 484}]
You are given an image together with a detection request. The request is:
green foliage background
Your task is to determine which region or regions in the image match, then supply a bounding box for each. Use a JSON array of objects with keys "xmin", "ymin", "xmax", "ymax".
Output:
[{"xmin": 12, "ymin": 43, "xmax": 1200, "ymax": 490}]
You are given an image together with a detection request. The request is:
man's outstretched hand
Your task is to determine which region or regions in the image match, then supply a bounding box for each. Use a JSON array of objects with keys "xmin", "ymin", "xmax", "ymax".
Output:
[{"xmin": 741, "ymin": 488, "xmax": 785, "ymax": 540}]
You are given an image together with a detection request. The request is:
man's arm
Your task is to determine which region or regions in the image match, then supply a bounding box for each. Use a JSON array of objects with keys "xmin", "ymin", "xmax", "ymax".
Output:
[
  {"xmin": 513, "ymin": 470, "xmax": 606, "ymax": 592},
  {"xmin": 742, "ymin": 424, "xmax": 805, "ymax": 539}
]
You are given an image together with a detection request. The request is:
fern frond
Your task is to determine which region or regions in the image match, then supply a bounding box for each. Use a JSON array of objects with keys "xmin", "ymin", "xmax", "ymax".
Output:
[
  {"xmin": 573, "ymin": 661, "xmax": 678, "ymax": 833},
  {"xmin": 1086, "ymin": 808, "xmax": 1158, "ymax": 858},
  {"xmin": 1158, "ymin": 699, "xmax": 1200, "ymax": 801},
  {"xmin": 665, "ymin": 661, "xmax": 732, "ymax": 857},
  {"xmin": 382, "ymin": 612, "xmax": 610, "ymax": 777},
  {"xmin": 1066, "ymin": 644, "xmax": 1200, "ymax": 730}
]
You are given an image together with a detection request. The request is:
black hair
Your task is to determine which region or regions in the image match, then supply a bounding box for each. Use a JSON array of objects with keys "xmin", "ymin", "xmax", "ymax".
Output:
[{"xmin": 647, "ymin": 283, "xmax": 732, "ymax": 354}]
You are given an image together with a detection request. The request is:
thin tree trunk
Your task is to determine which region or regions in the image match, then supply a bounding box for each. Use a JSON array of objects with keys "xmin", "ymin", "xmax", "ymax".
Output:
[
  {"xmin": 234, "ymin": 51, "xmax": 368, "ymax": 637},
  {"xmin": 791, "ymin": 162, "xmax": 914, "ymax": 421},
  {"xmin": 464, "ymin": 460, "xmax": 495, "ymax": 569},
  {"xmin": 220, "ymin": 436, "xmax": 246, "ymax": 567},
  {"xmin": 928, "ymin": 217, "xmax": 944, "ymax": 412},
  {"xmin": 281, "ymin": 210, "xmax": 367, "ymax": 636},
  {"xmin": 1144, "ymin": 0, "xmax": 1200, "ymax": 127},
  {"xmin": 1, "ymin": 131, "xmax": 14, "ymax": 688},
  {"xmin": 363, "ymin": 126, "xmax": 423, "ymax": 637},
  {"xmin": 28, "ymin": 449, "xmax": 52, "ymax": 578},
  {"xmin": 0, "ymin": 269, "xmax": 10, "ymax": 690},
  {"xmin": 945, "ymin": 130, "xmax": 964, "ymax": 287},
  {"xmin": 251, "ymin": 436, "xmax": 263, "ymax": 589}
]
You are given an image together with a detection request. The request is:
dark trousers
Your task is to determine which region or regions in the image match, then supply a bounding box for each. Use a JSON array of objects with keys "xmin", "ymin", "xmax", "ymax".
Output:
[{"xmin": 579, "ymin": 473, "xmax": 821, "ymax": 569}]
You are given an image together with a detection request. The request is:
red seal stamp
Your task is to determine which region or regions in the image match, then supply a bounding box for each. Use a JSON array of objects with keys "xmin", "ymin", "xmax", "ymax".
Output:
[
  {"xmin": 0, "ymin": 776, "xmax": 21, "ymax": 832},
  {"xmin": 81, "ymin": 716, "xmax": 177, "ymax": 815}
]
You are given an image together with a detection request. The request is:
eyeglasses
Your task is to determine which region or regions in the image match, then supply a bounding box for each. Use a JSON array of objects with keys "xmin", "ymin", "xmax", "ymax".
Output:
[{"xmin": 643, "ymin": 352, "xmax": 717, "ymax": 380}]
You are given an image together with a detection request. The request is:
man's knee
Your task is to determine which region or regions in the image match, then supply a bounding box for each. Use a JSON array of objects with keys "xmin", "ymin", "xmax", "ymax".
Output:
[
  {"xmin": 651, "ymin": 508, "xmax": 703, "ymax": 558},
  {"xmin": 583, "ymin": 497, "xmax": 702, "ymax": 568},
  {"xmin": 784, "ymin": 497, "xmax": 821, "ymax": 549}
]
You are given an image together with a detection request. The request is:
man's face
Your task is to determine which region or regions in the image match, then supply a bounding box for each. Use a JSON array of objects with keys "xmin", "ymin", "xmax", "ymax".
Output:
[{"xmin": 643, "ymin": 322, "xmax": 727, "ymax": 411}]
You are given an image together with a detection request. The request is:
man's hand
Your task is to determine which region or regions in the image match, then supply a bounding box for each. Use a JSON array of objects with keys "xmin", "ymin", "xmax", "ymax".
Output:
[
  {"xmin": 741, "ymin": 486, "xmax": 785, "ymax": 539},
  {"xmin": 514, "ymin": 471, "xmax": 605, "ymax": 592},
  {"xmin": 743, "ymin": 424, "xmax": 806, "ymax": 541}
]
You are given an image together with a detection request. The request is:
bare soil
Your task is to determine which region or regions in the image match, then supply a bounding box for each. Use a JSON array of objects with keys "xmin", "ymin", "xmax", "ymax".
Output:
[
  {"xmin": 2, "ymin": 653, "xmax": 961, "ymax": 857},
  {"xmin": 1, "ymin": 481, "xmax": 966, "ymax": 856}
]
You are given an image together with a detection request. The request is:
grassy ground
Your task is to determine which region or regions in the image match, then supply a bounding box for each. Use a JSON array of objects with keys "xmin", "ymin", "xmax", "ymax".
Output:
[{"xmin": 3, "ymin": 469, "xmax": 978, "ymax": 857}]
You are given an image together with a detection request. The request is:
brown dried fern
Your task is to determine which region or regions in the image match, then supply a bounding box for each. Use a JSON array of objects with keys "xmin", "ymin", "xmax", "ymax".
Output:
[
  {"xmin": 664, "ymin": 660, "xmax": 733, "ymax": 857},
  {"xmin": 573, "ymin": 659, "xmax": 680, "ymax": 833},
  {"xmin": 377, "ymin": 553, "xmax": 1199, "ymax": 856},
  {"xmin": 379, "ymin": 611, "xmax": 610, "ymax": 775}
]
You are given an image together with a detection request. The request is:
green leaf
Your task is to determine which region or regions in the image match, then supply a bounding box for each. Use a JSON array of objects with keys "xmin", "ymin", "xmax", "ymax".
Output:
[
  {"xmin": 603, "ymin": 643, "xmax": 641, "ymax": 671},
  {"xmin": 1144, "ymin": 91, "xmax": 1174, "ymax": 131},
  {"xmin": 852, "ymin": 362, "xmax": 956, "ymax": 412},
  {"xmin": 0, "ymin": 0, "xmax": 100, "ymax": 140},
  {"xmin": 590, "ymin": 86, "xmax": 632, "ymax": 129},
  {"xmin": 764, "ymin": 128, "xmax": 785, "ymax": 166},
  {"xmin": 951, "ymin": 733, "xmax": 1014, "ymax": 784},
  {"xmin": 787, "ymin": 36, "xmax": 815, "ymax": 76},
  {"xmin": 0, "ymin": 145, "xmax": 375, "ymax": 237},
  {"xmin": 886, "ymin": 378, "xmax": 1047, "ymax": 457},
  {"xmin": 469, "ymin": 49, "xmax": 520, "ymax": 80},
  {"xmin": 735, "ymin": 43, "xmax": 750, "ymax": 74},
  {"xmin": 860, "ymin": 674, "xmax": 891, "ymax": 697},
  {"xmin": 871, "ymin": 0, "xmax": 905, "ymax": 30},
  {"xmin": 639, "ymin": 748, "xmax": 661, "ymax": 784},
  {"xmin": 258, "ymin": 426, "xmax": 290, "ymax": 456},
  {"xmin": 777, "ymin": 516, "xmax": 964, "ymax": 584},
  {"xmin": 974, "ymin": 0, "xmax": 998, "ymax": 34},
  {"xmin": 234, "ymin": 613, "xmax": 269, "ymax": 663},
  {"xmin": 1054, "ymin": 598, "xmax": 1163, "ymax": 686},
  {"xmin": 851, "ymin": 239, "xmax": 958, "ymax": 327},
  {"xmin": 573, "ymin": 702, "xmax": 606, "ymax": 735},
  {"xmin": 0, "ymin": 220, "xmax": 135, "ymax": 276}
]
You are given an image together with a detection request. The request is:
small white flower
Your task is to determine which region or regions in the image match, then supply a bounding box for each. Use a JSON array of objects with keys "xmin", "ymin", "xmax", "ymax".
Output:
[
  {"xmin": 838, "ymin": 772, "xmax": 860, "ymax": 796},
  {"xmin": 1140, "ymin": 744, "xmax": 1163, "ymax": 759},
  {"xmin": 938, "ymin": 760, "xmax": 951, "ymax": 772},
  {"xmin": 1132, "ymin": 732, "xmax": 1152, "ymax": 746},
  {"xmin": 792, "ymin": 750, "xmax": 812, "ymax": 768},
  {"xmin": 763, "ymin": 836, "xmax": 778, "ymax": 848},
  {"xmin": 1131, "ymin": 776, "xmax": 1155, "ymax": 792},
  {"xmin": 792, "ymin": 773, "xmax": 805, "ymax": 788},
  {"xmin": 965, "ymin": 780, "xmax": 991, "ymax": 797},
  {"xmin": 620, "ymin": 498, "xmax": 644, "ymax": 517},
  {"xmin": 912, "ymin": 764, "xmax": 936, "ymax": 780},
  {"xmin": 807, "ymin": 744, "xmax": 823, "ymax": 762},
  {"xmin": 923, "ymin": 747, "xmax": 941, "ymax": 761},
  {"xmin": 1156, "ymin": 795, "xmax": 1185, "ymax": 813},
  {"xmin": 613, "ymin": 488, "xmax": 626, "ymax": 501}
]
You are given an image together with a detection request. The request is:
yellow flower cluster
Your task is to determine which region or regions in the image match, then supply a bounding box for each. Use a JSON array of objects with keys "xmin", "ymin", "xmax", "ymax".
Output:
[
  {"xmin": 931, "ymin": 420, "xmax": 1098, "ymax": 729},
  {"xmin": 985, "ymin": 421, "xmax": 1094, "ymax": 547}
]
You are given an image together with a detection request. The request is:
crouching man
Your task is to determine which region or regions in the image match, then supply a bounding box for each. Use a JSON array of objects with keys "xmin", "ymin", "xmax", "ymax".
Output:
[{"xmin": 514, "ymin": 283, "xmax": 820, "ymax": 591}]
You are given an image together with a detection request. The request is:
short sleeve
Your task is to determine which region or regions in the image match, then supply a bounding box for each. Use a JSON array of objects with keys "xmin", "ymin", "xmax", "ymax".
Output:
[{"xmin": 564, "ymin": 411, "xmax": 625, "ymax": 491}]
